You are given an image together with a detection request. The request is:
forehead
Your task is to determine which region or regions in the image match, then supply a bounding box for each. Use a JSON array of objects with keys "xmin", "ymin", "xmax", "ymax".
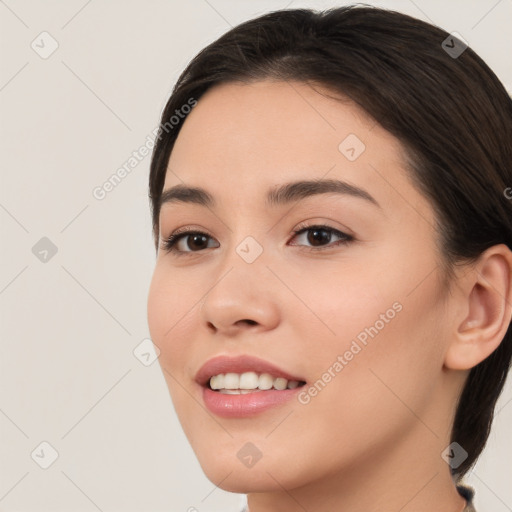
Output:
[
  {"xmin": 162, "ymin": 80, "xmax": 429, "ymax": 219},
  {"xmin": 167, "ymin": 80, "xmax": 382, "ymax": 175}
]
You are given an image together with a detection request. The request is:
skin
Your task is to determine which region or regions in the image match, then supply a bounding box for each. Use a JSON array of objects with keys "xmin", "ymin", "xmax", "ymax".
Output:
[{"xmin": 147, "ymin": 80, "xmax": 512, "ymax": 512}]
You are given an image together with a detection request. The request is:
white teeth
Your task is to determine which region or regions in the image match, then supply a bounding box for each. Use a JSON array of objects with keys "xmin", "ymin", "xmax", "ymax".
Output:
[
  {"xmin": 273, "ymin": 377, "xmax": 288, "ymax": 390},
  {"xmin": 239, "ymin": 371, "xmax": 259, "ymax": 389},
  {"xmin": 208, "ymin": 371, "xmax": 303, "ymax": 392},
  {"xmin": 210, "ymin": 375, "xmax": 223, "ymax": 390},
  {"xmin": 224, "ymin": 373, "xmax": 240, "ymax": 389},
  {"xmin": 258, "ymin": 373, "xmax": 274, "ymax": 390}
]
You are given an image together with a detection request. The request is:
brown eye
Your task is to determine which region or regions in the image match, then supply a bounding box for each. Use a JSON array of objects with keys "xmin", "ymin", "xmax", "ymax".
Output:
[
  {"xmin": 161, "ymin": 230, "xmax": 219, "ymax": 254},
  {"xmin": 306, "ymin": 227, "xmax": 332, "ymax": 246},
  {"xmin": 184, "ymin": 233, "xmax": 209, "ymax": 251},
  {"xmin": 290, "ymin": 224, "xmax": 353, "ymax": 250}
]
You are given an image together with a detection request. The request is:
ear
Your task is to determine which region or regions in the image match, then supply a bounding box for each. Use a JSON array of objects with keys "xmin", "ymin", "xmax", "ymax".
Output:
[{"xmin": 444, "ymin": 244, "xmax": 512, "ymax": 370}]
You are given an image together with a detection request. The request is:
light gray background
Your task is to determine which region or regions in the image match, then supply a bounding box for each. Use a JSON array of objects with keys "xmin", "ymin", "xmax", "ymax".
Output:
[{"xmin": 1, "ymin": 1, "xmax": 511, "ymax": 511}]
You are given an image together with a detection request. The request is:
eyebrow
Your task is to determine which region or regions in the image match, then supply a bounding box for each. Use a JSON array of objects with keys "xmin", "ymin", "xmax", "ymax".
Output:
[{"xmin": 159, "ymin": 178, "xmax": 381, "ymax": 210}]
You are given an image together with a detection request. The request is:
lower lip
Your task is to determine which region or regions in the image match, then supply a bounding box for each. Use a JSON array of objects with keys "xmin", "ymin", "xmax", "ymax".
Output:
[{"xmin": 202, "ymin": 386, "xmax": 302, "ymax": 418}]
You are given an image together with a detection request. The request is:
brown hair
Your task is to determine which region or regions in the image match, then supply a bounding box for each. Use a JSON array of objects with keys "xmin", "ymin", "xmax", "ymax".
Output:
[{"xmin": 148, "ymin": 5, "xmax": 512, "ymax": 477}]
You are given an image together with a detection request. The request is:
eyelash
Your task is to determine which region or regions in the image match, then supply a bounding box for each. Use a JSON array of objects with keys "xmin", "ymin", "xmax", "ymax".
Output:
[{"xmin": 160, "ymin": 222, "xmax": 354, "ymax": 256}]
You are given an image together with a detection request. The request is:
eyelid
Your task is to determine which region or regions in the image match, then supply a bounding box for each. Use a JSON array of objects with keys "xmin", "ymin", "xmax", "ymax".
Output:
[{"xmin": 292, "ymin": 218, "xmax": 354, "ymax": 238}]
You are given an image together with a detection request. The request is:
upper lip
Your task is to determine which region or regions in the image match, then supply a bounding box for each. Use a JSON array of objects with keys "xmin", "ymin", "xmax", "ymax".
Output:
[{"xmin": 195, "ymin": 355, "xmax": 306, "ymax": 387}]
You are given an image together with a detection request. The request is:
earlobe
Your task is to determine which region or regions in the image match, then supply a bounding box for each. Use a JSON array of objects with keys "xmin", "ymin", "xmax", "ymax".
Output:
[{"xmin": 444, "ymin": 244, "xmax": 512, "ymax": 371}]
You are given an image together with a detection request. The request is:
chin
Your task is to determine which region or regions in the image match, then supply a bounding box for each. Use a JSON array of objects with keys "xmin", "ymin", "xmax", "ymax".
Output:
[
  {"xmin": 199, "ymin": 460, "xmax": 294, "ymax": 494},
  {"xmin": 190, "ymin": 440, "xmax": 311, "ymax": 494}
]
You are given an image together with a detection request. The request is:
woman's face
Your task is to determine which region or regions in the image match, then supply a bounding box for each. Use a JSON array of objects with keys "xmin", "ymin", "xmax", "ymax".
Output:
[{"xmin": 147, "ymin": 80, "xmax": 458, "ymax": 493}]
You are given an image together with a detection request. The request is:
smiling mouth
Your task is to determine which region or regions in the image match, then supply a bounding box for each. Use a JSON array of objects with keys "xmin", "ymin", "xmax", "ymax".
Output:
[{"xmin": 208, "ymin": 371, "xmax": 306, "ymax": 394}]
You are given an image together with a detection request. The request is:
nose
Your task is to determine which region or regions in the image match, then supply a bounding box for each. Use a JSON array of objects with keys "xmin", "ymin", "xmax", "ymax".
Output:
[{"xmin": 199, "ymin": 251, "xmax": 281, "ymax": 337}]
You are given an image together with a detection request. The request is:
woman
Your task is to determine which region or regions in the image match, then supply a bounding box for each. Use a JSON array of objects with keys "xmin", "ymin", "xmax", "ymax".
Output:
[{"xmin": 147, "ymin": 6, "xmax": 512, "ymax": 511}]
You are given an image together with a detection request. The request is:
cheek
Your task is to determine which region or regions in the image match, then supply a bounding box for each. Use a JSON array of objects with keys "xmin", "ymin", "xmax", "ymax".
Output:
[
  {"xmin": 147, "ymin": 265, "xmax": 197, "ymax": 368},
  {"xmin": 147, "ymin": 267, "xmax": 205, "ymax": 432},
  {"xmin": 273, "ymin": 258, "xmax": 387, "ymax": 337},
  {"xmin": 294, "ymin": 246, "xmax": 447, "ymax": 415},
  {"xmin": 302, "ymin": 268, "xmax": 447, "ymax": 437}
]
